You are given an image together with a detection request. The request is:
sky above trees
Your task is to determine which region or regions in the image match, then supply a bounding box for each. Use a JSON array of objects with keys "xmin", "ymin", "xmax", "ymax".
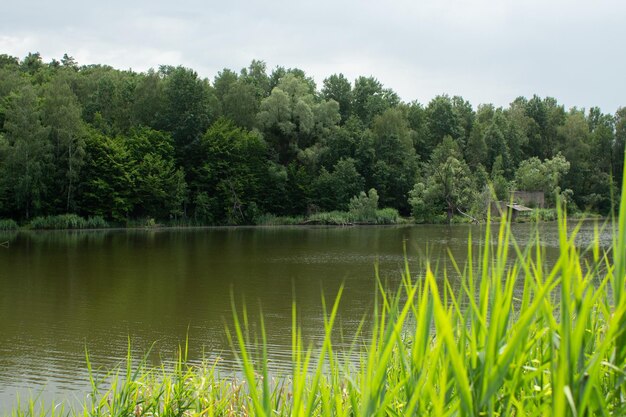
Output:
[{"xmin": 1, "ymin": 0, "xmax": 624, "ymax": 113}]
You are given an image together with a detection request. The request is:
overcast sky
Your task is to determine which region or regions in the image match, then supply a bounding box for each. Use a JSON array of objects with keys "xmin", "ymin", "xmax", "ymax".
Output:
[{"xmin": 1, "ymin": 0, "xmax": 624, "ymax": 113}]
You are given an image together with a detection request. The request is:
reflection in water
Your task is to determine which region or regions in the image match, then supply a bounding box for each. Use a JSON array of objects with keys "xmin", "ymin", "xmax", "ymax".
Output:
[{"xmin": 0, "ymin": 221, "xmax": 610, "ymax": 410}]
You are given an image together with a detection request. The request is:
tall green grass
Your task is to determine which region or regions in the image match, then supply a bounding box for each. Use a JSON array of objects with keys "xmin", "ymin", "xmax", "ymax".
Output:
[
  {"xmin": 28, "ymin": 214, "xmax": 109, "ymax": 230},
  {"xmin": 7, "ymin": 167, "xmax": 626, "ymax": 416},
  {"xmin": 0, "ymin": 219, "xmax": 18, "ymax": 230}
]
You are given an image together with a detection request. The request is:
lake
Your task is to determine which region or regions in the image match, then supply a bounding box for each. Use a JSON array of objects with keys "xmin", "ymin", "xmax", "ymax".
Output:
[{"xmin": 0, "ymin": 221, "xmax": 612, "ymax": 411}]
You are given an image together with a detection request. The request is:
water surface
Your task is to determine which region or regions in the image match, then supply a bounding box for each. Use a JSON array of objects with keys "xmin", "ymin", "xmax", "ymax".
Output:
[{"xmin": 0, "ymin": 221, "xmax": 611, "ymax": 411}]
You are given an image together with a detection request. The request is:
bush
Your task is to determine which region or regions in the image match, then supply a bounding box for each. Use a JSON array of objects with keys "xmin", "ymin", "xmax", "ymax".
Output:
[
  {"xmin": 349, "ymin": 188, "xmax": 379, "ymax": 223},
  {"xmin": 374, "ymin": 208, "xmax": 400, "ymax": 224},
  {"xmin": 530, "ymin": 208, "xmax": 557, "ymax": 222},
  {"xmin": 0, "ymin": 219, "xmax": 18, "ymax": 230},
  {"xmin": 85, "ymin": 216, "xmax": 109, "ymax": 229},
  {"xmin": 255, "ymin": 214, "xmax": 305, "ymax": 226},
  {"xmin": 307, "ymin": 211, "xmax": 351, "ymax": 225},
  {"xmin": 29, "ymin": 214, "xmax": 109, "ymax": 230}
]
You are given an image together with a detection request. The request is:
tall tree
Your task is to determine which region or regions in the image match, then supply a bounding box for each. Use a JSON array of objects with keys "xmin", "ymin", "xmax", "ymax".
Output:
[
  {"xmin": 425, "ymin": 95, "xmax": 463, "ymax": 154},
  {"xmin": 2, "ymin": 84, "xmax": 52, "ymax": 219},
  {"xmin": 410, "ymin": 136, "xmax": 476, "ymax": 223},
  {"xmin": 193, "ymin": 119, "xmax": 269, "ymax": 223},
  {"xmin": 77, "ymin": 130, "xmax": 133, "ymax": 221},
  {"xmin": 158, "ymin": 66, "xmax": 217, "ymax": 166},
  {"xmin": 42, "ymin": 76, "xmax": 86, "ymax": 212},
  {"xmin": 313, "ymin": 158, "xmax": 364, "ymax": 211},
  {"xmin": 258, "ymin": 73, "xmax": 339, "ymax": 163},
  {"xmin": 322, "ymin": 74, "xmax": 352, "ymax": 123},
  {"xmin": 370, "ymin": 108, "xmax": 419, "ymax": 212},
  {"xmin": 352, "ymin": 76, "xmax": 399, "ymax": 126}
]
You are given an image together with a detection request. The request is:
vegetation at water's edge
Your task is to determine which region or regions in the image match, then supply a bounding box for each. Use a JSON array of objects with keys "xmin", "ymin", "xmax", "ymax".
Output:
[
  {"xmin": 8, "ymin": 160, "xmax": 626, "ymax": 416},
  {"xmin": 0, "ymin": 52, "xmax": 623, "ymax": 226},
  {"xmin": 0, "ymin": 218, "xmax": 18, "ymax": 230}
]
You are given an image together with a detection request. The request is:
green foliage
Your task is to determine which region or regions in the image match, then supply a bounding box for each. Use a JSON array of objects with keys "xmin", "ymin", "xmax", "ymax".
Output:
[
  {"xmin": 193, "ymin": 118, "xmax": 268, "ymax": 224},
  {"xmin": 77, "ymin": 130, "xmax": 133, "ymax": 221},
  {"xmin": 529, "ymin": 208, "xmax": 558, "ymax": 222},
  {"xmin": 352, "ymin": 76, "xmax": 399, "ymax": 126},
  {"xmin": 313, "ymin": 158, "xmax": 364, "ymax": 211},
  {"xmin": 348, "ymin": 188, "xmax": 379, "ymax": 222},
  {"xmin": 28, "ymin": 214, "xmax": 108, "ymax": 229},
  {"xmin": 0, "ymin": 53, "xmax": 621, "ymax": 223},
  {"xmin": 41, "ymin": 74, "xmax": 86, "ymax": 212},
  {"xmin": 373, "ymin": 207, "xmax": 400, "ymax": 224},
  {"xmin": 515, "ymin": 153, "xmax": 570, "ymax": 203},
  {"xmin": 2, "ymin": 84, "xmax": 52, "ymax": 219},
  {"xmin": 425, "ymin": 95, "xmax": 464, "ymax": 152},
  {"xmin": 307, "ymin": 210, "xmax": 352, "ymax": 225},
  {"xmin": 253, "ymin": 213, "xmax": 305, "ymax": 226},
  {"xmin": 370, "ymin": 108, "xmax": 419, "ymax": 212},
  {"xmin": 322, "ymin": 73, "xmax": 352, "ymax": 123},
  {"xmin": 411, "ymin": 136, "xmax": 477, "ymax": 223},
  {"xmin": 258, "ymin": 73, "xmax": 340, "ymax": 163},
  {"xmin": 0, "ymin": 218, "xmax": 18, "ymax": 230}
]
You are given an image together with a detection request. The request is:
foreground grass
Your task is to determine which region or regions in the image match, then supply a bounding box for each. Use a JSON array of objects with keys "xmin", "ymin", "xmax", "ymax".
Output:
[{"xmin": 8, "ymin": 177, "xmax": 626, "ymax": 416}]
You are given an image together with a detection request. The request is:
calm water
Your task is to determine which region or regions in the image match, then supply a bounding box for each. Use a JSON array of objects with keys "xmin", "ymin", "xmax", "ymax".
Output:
[{"xmin": 0, "ymin": 222, "xmax": 611, "ymax": 411}]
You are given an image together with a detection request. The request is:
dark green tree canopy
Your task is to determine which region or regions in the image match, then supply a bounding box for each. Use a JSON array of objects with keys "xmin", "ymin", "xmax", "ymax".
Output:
[{"xmin": 0, "ymin": 52, "xmax": 621, "ymax": 224}]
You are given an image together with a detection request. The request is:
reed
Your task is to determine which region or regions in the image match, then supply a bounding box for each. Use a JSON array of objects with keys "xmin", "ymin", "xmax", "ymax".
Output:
[
  {"xmin": 7, "ymin": 164, "xmax": 626, "ymax": 416},
  {"xmin": 28, "ymin": 214, "xmax": 109, "ymax": 230}
]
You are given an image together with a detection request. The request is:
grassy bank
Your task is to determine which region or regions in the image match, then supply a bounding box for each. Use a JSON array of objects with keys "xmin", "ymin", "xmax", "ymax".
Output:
[{"xmin": 255, "ymin": 208, "xmax": 403, "ymax": 226}]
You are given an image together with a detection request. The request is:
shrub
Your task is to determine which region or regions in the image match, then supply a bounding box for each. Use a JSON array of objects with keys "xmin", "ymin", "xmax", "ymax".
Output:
[
  {"xmin": 85, "ymin": 216, "xmax": 109, "ymax": 229},
  {"xmin": 29, "ymin": 214, "xmax": 109, "ymax": 229},
  {"xmin": 374, "ymin": 208, "xmax": 400, "ymax": 224},
  {"xmin": 0, "ymin": 219, "xmax": 18, "ymax": 230},
  {"xmin": 349, "ymin": 188, "xmax": 379, "ymax": 223},
  {"xmin": 307, "ymin": 211, "xmax": 351, "ymax": 225},
  {"xmin": 254, "ymin": 214, "xmax": 305, "ymax": 226}
]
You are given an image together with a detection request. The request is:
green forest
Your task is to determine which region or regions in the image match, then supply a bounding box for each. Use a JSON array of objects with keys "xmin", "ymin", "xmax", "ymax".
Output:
[{"xmin": 0, "ymin": 52, "xmax": 624, "ymax": 226}]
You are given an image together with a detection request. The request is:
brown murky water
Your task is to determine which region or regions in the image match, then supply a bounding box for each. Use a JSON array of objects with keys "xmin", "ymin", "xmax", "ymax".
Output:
[{"xmin": 0, "ymin": 221, "xmax": 611, "ymax": 411}]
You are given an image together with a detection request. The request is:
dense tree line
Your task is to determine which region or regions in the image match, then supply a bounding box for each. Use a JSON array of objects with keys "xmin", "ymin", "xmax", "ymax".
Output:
[{"xmin": 0, "ymin": 52, "xmax": 623, "ymax": 224}]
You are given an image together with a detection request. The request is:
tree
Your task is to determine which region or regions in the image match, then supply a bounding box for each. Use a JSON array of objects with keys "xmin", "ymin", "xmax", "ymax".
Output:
[
  {"xmin": 41, "ymin": 76, "xmax": 86, "ymax": 212},
  {"xmin": 2, "ymin": 85, "xmax": 52, "ymax": 219},
  {"xmin": 524, "ymin": 95, "xmax": 565, "ymax": 160},
  {"xmin": 370, "ymin": 108, "xmax": 419, "ymax": 212},
  {"xmin": 425, "ymin": 95, "xmax": 463, "ymax": 154},
  {"xmin": 410, "ymin": 136, "xmax": 476, "ymax": 223},
  {"xmin": 213, "ymin": 68, "xmax": 238, "ymax": 103},
  {"xmin": 239, "ymin": 60, "xmax": 271, "ymax": 98},
  {"xmin": 77, "ymin": 130, "xmax": 133, "ymax": 221},
  {"xmin": 322, "ymin": 74, "xmax": 352, "ymax": 123},
  {"xmin": 158, "ymin": 66, "xmax": 217, "ymax": 166},
  {"xmin": 404, "ymin": 101, "xmax": 429, "ymax": 159},
  {"xmin": 483, "ymin": 112, "xmax": 510, "ymax": 173},
  {"xmin": 313, "ymin": 158, "xmax": 364, "ymax": 211},
  {"xmin": 258, "ymin": 73, "xmax": 339, "ymax": 163},
  {"xmin": 132, "ymin": 153, "xmax": 187, "ymax": 220},
  {"xmin": 21, "ymin": 52, "xmax": 44, "ymax": 75},
  {"xmin": 223, "ymin": 80, "xmax": 259, "ymax": 130},
  {"xmin": 132, "ymin": 69, "xmax": 165, "ymax": 128},
  {"xmin": 352, "ymin": 76, "xmax": 399, "ymax": 126},
  {"xmin": 124, "ymin": 127, "xmax": 187, "ymax": 219},
  {"xmin": 452, "ymin": 95, "xmax": 474, "ymax": 149},
  {"xmin": 514, "ymin": 153, "xmax": 570, "ymax": 205},
  {"xmin": 615, "ymin": 107, "xmax": 626, "ymax": 187},
  {"xmin": 556, "ymin": 110, "xmax": 591, "ymax": 208},
  {"xmin": 193, "ymin": 119, "xmax": 269, "ymax": 223}
]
